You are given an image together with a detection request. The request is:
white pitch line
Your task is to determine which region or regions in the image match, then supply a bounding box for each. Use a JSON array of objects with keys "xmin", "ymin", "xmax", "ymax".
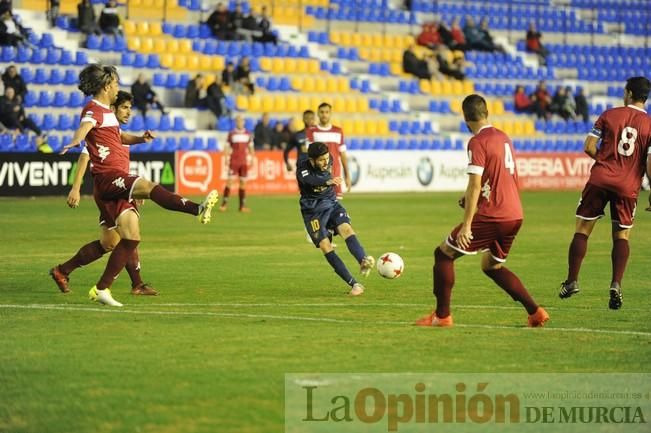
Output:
[{"xmin": 1, "ymin": 304, "xmax": 650, "ymax": 337}]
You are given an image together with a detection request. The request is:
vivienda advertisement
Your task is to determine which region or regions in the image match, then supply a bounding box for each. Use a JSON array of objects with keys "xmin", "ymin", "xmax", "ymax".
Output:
[
  {"xmin": 176, "ymin": 150, "xmax": 299, "ymax": 196},
  {"xmin": 0, "ymin": 152, "xmax": 175, "ymax": 196}
]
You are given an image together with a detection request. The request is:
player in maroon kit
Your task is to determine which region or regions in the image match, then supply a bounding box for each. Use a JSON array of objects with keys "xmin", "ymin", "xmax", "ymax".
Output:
[
  {"xmin": 58, "ymin": 64, "xmax": 218, "ymax": 306},
  {"xmin": 219, "ymin": 115, "xmax": 254, "ymax": 212},
  {"xmin": 50, "ymin": 91, "xmax": 158, "ymax": 296},
  {"xmin": 306, "ymin": 102, "xmax": 350, "ymax": 200},
  {"xmin": 416, "ymin": 94, "xmax": 549, "ymax": 328},
  {"xmin": 559, "ymin": 76, "xmax": 651, "ymax": 309}
]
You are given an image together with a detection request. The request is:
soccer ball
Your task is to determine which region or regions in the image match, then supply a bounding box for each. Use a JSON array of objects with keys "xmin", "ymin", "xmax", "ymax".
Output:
[{"xmin": 376, "ymin": 252, "xmax": 404, "ymax": 279}]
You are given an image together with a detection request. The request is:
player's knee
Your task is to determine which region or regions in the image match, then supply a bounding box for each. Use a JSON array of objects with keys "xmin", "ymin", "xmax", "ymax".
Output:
[
  {"xmin": 319, "ymin": 239, "xmax": 333, "ymax": 254},
  {"xmin": 612, "ymin": 227, "xmax": 630, "ymax": 240},
  {"xmin": 481, "ymin": 254, "xmax": 502, "ymax": 272},
  {"xmin": 338, "ymin": 224, "xmax": 354, "ymax": 238},
  {"xmin": 100, "ymin": 239, "xmax": 117, "ymax": 252}
]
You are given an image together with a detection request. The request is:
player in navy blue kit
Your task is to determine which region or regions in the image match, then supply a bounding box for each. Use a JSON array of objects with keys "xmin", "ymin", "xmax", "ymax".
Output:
[
  {"xmin": 297, "ymin": 142, "xmax": 375, "ymax": 295},
  {"xmin": 283, "ymin": 109, "xmax": 315, "ymax": 172}
]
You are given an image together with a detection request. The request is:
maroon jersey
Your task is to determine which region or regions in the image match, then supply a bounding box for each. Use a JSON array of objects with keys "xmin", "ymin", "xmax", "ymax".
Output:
[
  {"xmin": 80, "ymin": 100, "xmax": 128, "ymax": 175},
  {"xmin": 587, "ymin": 105, "xmax": 651, "ymax": 198},
  {"xmin": 227, "ymin": 128, "xmax": 252, "ymax": 165},
  {"xmin": 306, "ymin": 124, "xmax": 346, "ymax": 197},
  {"xmin": 467, "ymin": 125, "xmax": 523, "ymax": 222}
]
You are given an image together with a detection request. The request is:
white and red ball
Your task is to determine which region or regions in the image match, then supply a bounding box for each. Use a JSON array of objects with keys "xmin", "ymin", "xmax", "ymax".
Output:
[{"xmin": 376, "ymin": 252, "xmax": 404, "ymax": 279}]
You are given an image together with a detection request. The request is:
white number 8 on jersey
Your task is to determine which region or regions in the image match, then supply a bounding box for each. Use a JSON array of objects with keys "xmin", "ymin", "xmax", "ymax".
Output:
[{"xmin": 617, "ymin": 126, "xmax": 638, "ymax": 156}]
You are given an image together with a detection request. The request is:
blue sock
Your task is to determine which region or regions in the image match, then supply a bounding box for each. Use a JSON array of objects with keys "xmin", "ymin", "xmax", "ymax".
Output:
[
  {"xmin": 345, "ymin": 235, "xmax": 366, "ymax": 263},
  {"xmin": 325, "ymin": 251, "xmax": 356, "ymax": 286}
]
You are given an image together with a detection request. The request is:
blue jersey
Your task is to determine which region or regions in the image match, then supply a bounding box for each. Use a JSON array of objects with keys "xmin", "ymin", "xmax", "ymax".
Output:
[{"xmin": 296, "ymin": 155, "xmax": 336, "ymax": 210}]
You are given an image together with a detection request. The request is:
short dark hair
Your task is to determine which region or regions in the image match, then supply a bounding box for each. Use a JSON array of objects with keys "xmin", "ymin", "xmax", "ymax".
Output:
[
  {"xmin": 308, "ymin": 142, "xmax": 328, "ymax": 159},
  {"xmin": 78, "ymin": 64, "xmax": 118, "ymax": 97},
  {"xmin": 303, "ymin": 109, "xmax": 314, "ymax": 116},
  {"xmin": 625, "ymin": 76, "xmax": 651, "ymax": 103},
  {"xmin": 115, "ymin": 90, "xmax": 133, "ymax": 107},
  {"xmin": 462, "ymin": 94, "xmax": 488, "ymax": 122},
  {"xmin": 318, "ymin": 102, "xmax": 331, "ymax": 110}
]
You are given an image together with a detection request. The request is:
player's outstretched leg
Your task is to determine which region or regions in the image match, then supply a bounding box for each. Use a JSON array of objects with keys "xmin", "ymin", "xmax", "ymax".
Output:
[
  {"xmin": 344, "ymin": 234, "xmax": 374, "ymax": 277},
  {"xmin": 560, "ymin": 233, "xmax": 588, "ymax": 299},
  {"xmin": 324, "ymin": 251, "xmax": 363, "ymax": 296},
  {"xmin": 50, "ymin": 240, "xmax": 106, "ymax": 293},
  {"xmin": 416, "ymin": 247, "xmax": 455, "ymax": 327},
  {"xmin": 197, "ymin": 190, "xmax": 219, "ymax": 224}
]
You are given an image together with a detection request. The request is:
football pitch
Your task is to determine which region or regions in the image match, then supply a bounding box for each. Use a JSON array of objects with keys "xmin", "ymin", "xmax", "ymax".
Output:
[{"xmin": 1, "ymin": 191, "xmax": 650, "ymax": 433}]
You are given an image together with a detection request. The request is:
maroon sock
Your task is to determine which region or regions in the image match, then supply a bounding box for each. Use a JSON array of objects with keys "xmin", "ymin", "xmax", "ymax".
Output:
[
  {"xmin": 96, "ymin": 239, "xmax": 140, "ymax": 290},
  {"xmin": 59, "ymin": 240, "xmax": 106, "ymax": 275},
  {"xmin": 125, "ymin": 248, "xmax": 143, "ymax": 288},
  {"xmin": 239, "ymin": 188, "xmax": 246, "ymax": 209},
  {"xmin": 433, "ymin": 247, "xmax": 455, "ymax": 318},
  {"xmin": 567, "ymin": 233, "xmax": 588, "ymax": 282},
  {"xmin": 222, "ymin": 186, "xmax": 230, "ymax": 206},
  {"xmin": 484, "ymin": 267, "xmax": 538, "ymax": 314},
  {"xmin": 149, "ymin": 185, "xmax": 199, "ymax": 215},
  {"xmin": 611, "ymin": 239, "xmax": 629, "ymax": 286}
]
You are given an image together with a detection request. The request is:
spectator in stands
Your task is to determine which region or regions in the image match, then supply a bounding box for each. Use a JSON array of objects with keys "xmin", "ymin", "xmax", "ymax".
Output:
[
  {"xmin": 532, "ymin": 80, "xmax": 552, "ymax": 120},
  {"xmin": 184, "ymin": 73, "xmax": 204, "ymax": 108},
  {"xmin": 550, "ymin": 86, "xmax": 575, "ymax": 121},
  {"xmin": 131, "ymin": 73, "xmax": 168, "ymax": 118},
  {"xmin": 526, "ymin": 22, "xmax": 549, "ymax": 66},
  {"xmin": 255, "ymin": 6, "xmax": 277, "ymax": 44},
  {"xmin": 229, "ymin": 3, "xmax": 245, "ymax": 40},
  {"xmin": 514, "ymin": 85, "xmax": 534, "ymax": 114},
  {"xmin": 0, "ymin": 9, "xmax": 30, "ymax": 47},
  {"xmin": 241, "ymin": 10, "xmax": 261, "ymax": 42},
  {"xmin": 207, "ymin": 2, "xmax": 231, "ymax": 40},
  {"xmin": 436, "ymin": 46, "xmax": 465, "ymax": 80},
  {"xmin": 463, "ymin": 16, "xmax": 494, "ymax": 52},
  {"xmin": 221, "ymin": 61, "xmax": 235, "ymax": 88},
  {"xmin": 2, "ymin": 65, "xmax": 27, "ymax": 102},
  {"xmin": 235, "ymin": 56, "xmax": 254, "ymax": 95},
  {"xmin": 271, "ymin": 121, "xmax": 290, "ymax": 150},
  {"xmin": 416, "ymin": 21, "xmax": 441, "ymax": 50},
  {"xmin": 448, "ymin": 17, "xmax": 468, "ymax": 51},
  {"xmin": 47, "ymin": 0, "xmax": 60, "ymax": 27},
  {"xmin": 402, "ymin": 44, "xmax": 431, "ymax": 80},
  {"xmin": 574, "ymin": 87, "xmax": 589, "ymax": 122},
  {"xmin": 99, "ymin": 0, "xmax": 121, "ymax": 36},
  {"xmin": 77, "ymin": 0, "xmax": 100, "ymax": 35},
  {"xmin": 478, "ymin": 18, "xmax": 504, "ymax": 52},
  {"xmin": 205, "ymin": 75, "xmax": 229, "ymax": 119},
  {"xmin": 253, "ymin": 113, "xmax": 273, "ymax": 150},
  {"xmin": 0, "ymin": 86, "xmax": 49, "ymax": 151}
]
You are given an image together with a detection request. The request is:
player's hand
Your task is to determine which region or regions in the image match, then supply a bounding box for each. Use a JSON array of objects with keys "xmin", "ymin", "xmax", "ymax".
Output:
[
  {"xmin": 456, "ymin": 225, "xmax": 473, "ymax": 250},
  {"xmin": 345, "ymin": 176, "xmax": 352, "ymax": 192},
  {"xmin": 458, "ymin": 196, "xmax": 465, "ymax": 208},
  {"xmin": 328, "ymin": 177, "xmax": 343, "ymax": 186},
  {"xmin": 60, "ymin": 141, "xmax": 81, "ymax": 155},
  {"xmin": 66, "ymin": 189, "xmax": 81, "ymax": 208},
  {"xmin": 142, "ymin": 130, "xmax": 155, "ymax": 142}
]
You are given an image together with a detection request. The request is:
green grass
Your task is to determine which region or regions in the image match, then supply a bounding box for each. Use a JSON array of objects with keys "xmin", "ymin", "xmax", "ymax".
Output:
[{"xmin": 1, "ymin": 192, "xmax": 650, "ymax": 433}]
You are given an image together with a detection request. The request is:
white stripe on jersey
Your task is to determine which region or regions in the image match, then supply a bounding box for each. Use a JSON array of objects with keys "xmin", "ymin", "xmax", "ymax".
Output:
[
  {"xmin": 231, "ymin": 133, "xmax": 251, "ymax": 143},
  {"xmin": 467, "ymin": 165, "xmax": 484, "ymax": 175},
  {"xmin": 101, "ymin": 112, "xmax": 120, "ymax": 128},
  {"xmin": 311, "ymin": 132, "xmax": 342, "ymax": 144}
]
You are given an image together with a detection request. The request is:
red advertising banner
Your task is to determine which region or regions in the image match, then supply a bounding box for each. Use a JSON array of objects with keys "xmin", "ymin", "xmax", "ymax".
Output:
[
  {"xmin": 516, "ymin": 153, "xmax": 594, "ymax": 190},
  {"xmin": 175, "ymin": 150, "xmax": 299, "ymax": 196}
]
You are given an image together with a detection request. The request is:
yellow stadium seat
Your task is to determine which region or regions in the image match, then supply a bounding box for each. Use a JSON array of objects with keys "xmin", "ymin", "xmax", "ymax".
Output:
[
  {"xmin": 127, "ymin": 37, "xmax": 141, "ymax": 51},
  {"xmin": 361, "ymin": 33, "xmax": 373, "ymax": 47},
  {"xmin": 351, "ymin": 33, "xmax": 362, "ymax": 47},
  {"xmin": 236, "ymin": 95, "xmax": 249, "ymax": 111},
  {"xmin": 129, "ymin": 0, "xmax": 142, "ymax": 7},
  {"xmin": 450, "ymin": 99, "xmax": 462, "ymax": 113},
  {"xmin": 326, "ymin": 77, "xmax": 338, "ymax": 93},
  {"xmin": 136, "ymin": 21, "xmax": 149, "ymax": 35},
  {"xmin": 199, "ymin": 56, "xmax": 212, "ymax": 70},
  {"xmin": 173, "ymin": 55, "xmax": 187, "ymax": 70},
  {"xmin": 307, "ymin": 60, "xmax": 320, "ymax": 74},
  {"xmin": 153, "ymin": 0, "xmax": 165, "ymax": 8},
  {"xmin": 272, "ymin": 58, "xmax": 284, "ymax": 74},
  {"xmin": 295, "ymin": 59, "xmax": 308, "ymax": 74},
  {"xmin": 123, "ymin": 21, "xmax": 136, "ymax": 35},
  {"xmin": 330, "ymin": 31, "xmax": 341, "ymax": 45},
  {"xmin": 430, "ymin": 81, "xmax": 442, "ymax": 95},
  {"xmin": 492, "ymin": 99, "xmax": 505, "ymax": 116},
  {"xmin": 366, "ymin": 121, "xmax": 378, "ymax": 135},
  {"xmin": 501, "ymin": 120, "xmax": 514, "ymax": 136},
  {"xmin": 513, "ymin": 120, "xmax": 524, "ymax": 136},
  {"xmin": 274, "ymin": 96, "xmax": 287, "ymax": 112},
  {"xmin": 332, "ymin": 96, "xmax": 346, "ymax": 113},
  {"xmin": 286, "ymin": 95, "xmax": 298, "ymax": 112},
  {"xmin": 259, "ymin": 57, "xmax": 272, "ymax": 71},
  {"xmin": 185, "ymin": 55, "xmax": 198, "ymax": 70},
  {"xmin": 310, "ymin": 96, "xmax": 323, "ymax": 110},
  {"xmin": 166, "ymin": 39, "xmax": 179, "ymax": 53},
  {"xmin": 342, "ymin": 119, "xmax": 354, "ymax": 135},
  {"xmin": 463, "ymin": 80, "xmax": 474, "ymax": 94},
  {"xmin": 302, "ymin": 79, "xmax": 315, "ymax": 93},
  {"xmin": 354, "ymin": 120, "xmax": 366, "ymax": 135},
  {"xmin": 298, "ymin": 95, "xmax": 312, "ymax": 111},
  {"xmin": 249, "ymin": 95, "xmax": 262, "ymax": 112},
  {"xmin": 492, "ymin": 120, "xmax": 504, "ymax": 131},
  {"xmin": 340, "ymin": 31, "xmax": 352, "ymax": 46},
  {"xmin": 261, "ymin": 94, "xmax": 274, "ymax": 112},
  {"xmin": 179, "ymin": 39, "xmax": 192, "ymax": 54},
  {"xmin": 149, "ymin": 22, "xmax": 162, "ymax": 36},
  {"xmin": 377, "ymin": 119, "xmax": 389, "ymax": 135},
  {"xmin": 356, "ymin": 98, "xmax": 369, "ymax": 113},
  {"xmin": 159, "ymin": 53, "xmax": 173, "ymax": 68},
  {"xmin": 151, "ymin": 38, "xmax": 165, "ymax": 53},
  {"xmin": 389, "ymin": 63, "xmax": 403, "ymax": 76},
  {"xmin": 204, "ymin": 74, "xmax": 215, "ymax": 87},
  {"xmin": 358, "ymin": 47, "xmax": 371, "ymax": 61},
  {"xmin": 212, "ymin": 56, "xmax": 224, "ymax": 70},
  {"xmin": 523, "ymin": 120, "xmax": 535, "ymax": 135},
  {"xmin": 291, "ymin": 76, "xmax": 303, "ymax": 91},
  {"xmin": 315, "ymin": 78, "xmax": 327, "ymax": 93},
  {"xmin": 420, "ymin": 80, "xmax": 431, "ymax": 94},
  {"xmin": 371, "ymin": 34, "xmax": 383, "ymax": 47},
  {"xmin": 337, "ymin": 77, "xmax": 349, "ymax": 93},
  {"xmin": 383, "ymin": 34, "xmax": 395, "ymax": 49},
  {"xmin": 441, "ymin": 81, "xmax": 453, "ymax": 95},
  {"xmin": 343, "ymin": 97, "xmax": 356, "ymax": 113},
  {"xmin": 451, "ymin": 80, "xmax": 463, "ymax": 96}
]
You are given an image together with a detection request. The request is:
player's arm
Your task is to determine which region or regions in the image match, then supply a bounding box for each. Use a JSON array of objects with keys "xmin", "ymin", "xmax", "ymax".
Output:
[
  {"xmin": 583, "ymin": 135, "xmax": 599, "ymax": 160},
  {"xmin": 299, "ymin": 167, "xmax": 334, "ymax": 187},
  {"xmin": 121, "ymin": 130, "xmax": 155, "ymax": 145},
  {"xmin": 457, "ymin": 174, "xmax": 482, "ymax": 249},
  {"xmin": 67, "ymin": 151, "xmax": 90, "ymax": 208},
  {"xmin": 60, "ymin": 121, "xmax": 94, "ymax": 154},
  {"xmin": 340, "ymin": 150, "xmax": 351, "ymax": 192},
  {"xmin": 283, "ymin": 139, "xmax": 296, "ymax": 170}
]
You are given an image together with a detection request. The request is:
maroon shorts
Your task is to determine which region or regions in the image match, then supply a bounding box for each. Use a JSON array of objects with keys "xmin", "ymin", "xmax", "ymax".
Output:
[
  {"xmin": 576, "ymin": 183, "xmax": 637, "ymax": 229},
  {"xmin": 93, "ymin": 171, "xmax": 140, "ymax": 229},
  {"xmin": 229, "ymin": 160, "xmax": 248, "ymax": 178},
  {"xmin": 446, "ymin": 219, "xmax": 522, "ymax": 262}
]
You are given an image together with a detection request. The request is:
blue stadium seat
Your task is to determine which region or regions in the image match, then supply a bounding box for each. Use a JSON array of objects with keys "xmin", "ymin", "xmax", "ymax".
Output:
[
  {"xmin": 42, "ymin": 114, "xmax": 57, "ymax": 129},
  {"xmin": 48, "ymin": 69, "xmax": 64, "ymax": 85},
  {"xmin": 206, "ymin": 137, "xmax": 218, "ymax": 150},
  {"xmin": 153, "ymin": 73, "xmax": 165, "ymax": 87},
  {"xmin": 46, "ymin": 48, "xmax": 61, "ymax": 64},
  {"xmin": 144, "ymin": 116, "xmax": 159, "ymax": 130},
  {"xmin": 130, "ymin": 115, "xmax": 144, "ymax": 131},
  {"xmin": 34, "ymin": 68, "xmax": 47, "ymax": 84},
  {"xmin": 40, "ymin": 33, "xmax": 54, "ymax": 48},
  {"xmin": 164, "ymin": 137, "xmax": 177, "ymax": 150},
  {"xmin": 173, "ymin": 116, "xmax": 187, "ymax": 131},
  {"xmin": 165, "ymin": 74, "xmax": 179, "ymax": 88},
  {"xmin": 147, "ymin": 55, "xmax": 160, "ymax": 68},
  {"xmin": 38, "ymin": 91, "xmax": 52, "ymax": 107},
  {"xmin": 76, "ymin": 51, "xmax": 88, "ymax": 65},
  {"xmin": 121, "ymin": 52, "xmax": 135, "ymax": 66},
  {"xmin": 58, "ymin": 114, "xmax": 73, "ymax": 130},
  {"xmin": 68, "ymin": 92, "xmax": 84, "ymax": 107},
  {"xmin": 158, "ymin": 115, "xmax": 171, "ymax": 132},
  {"xmin": 179, "ymin": 137, "xmax": 192, "ymax": 150},
  {"xmin": 53, "ymin": 91, "xmax": 67, "ymax": 107},
  {"xmin": 133, "ymin": 53, "xmax": 147, "ymax": 68},
  {"xmin": 193, "ymin": 137, "xmax": 206, "ymax": 149}
]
